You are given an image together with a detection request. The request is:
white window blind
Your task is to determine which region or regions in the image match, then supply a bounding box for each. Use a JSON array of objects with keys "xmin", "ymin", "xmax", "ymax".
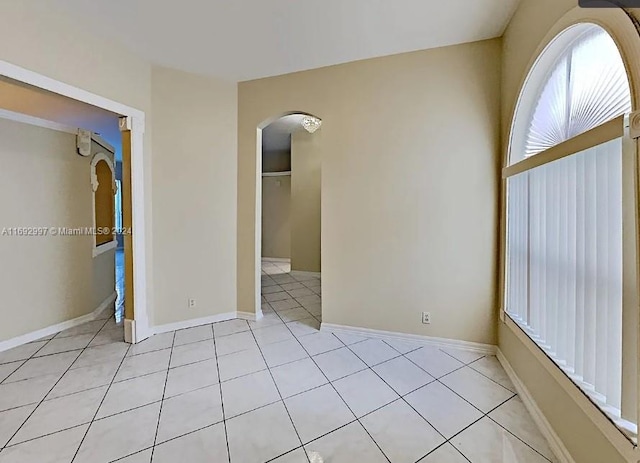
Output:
[
  {"xmin": 507, "ymin": 139, "xmax": 623, "ymax": 410},
  {"xmin": 505, "ymin": 23, "xmax": 635, "ymax": 434}
]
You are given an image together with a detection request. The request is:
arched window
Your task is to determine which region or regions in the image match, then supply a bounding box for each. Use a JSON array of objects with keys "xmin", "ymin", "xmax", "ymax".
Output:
[
  {"xmin": 91, "ymin": 153, "xmax": 116, "ymax": 252},
  {"xmin": 510, "ymin": 24, "xmax": 631, "ymax": 162},
  {"xmin": 505, "ymin": 23, "xmax": 636, "ymax": 436}
]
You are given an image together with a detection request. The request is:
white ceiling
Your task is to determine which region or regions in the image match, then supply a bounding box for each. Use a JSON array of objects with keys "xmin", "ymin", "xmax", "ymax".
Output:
[
  {"xmin": 262, "ymin": 114, "xmax": 307, "ymax": 152},
  {"xmin": 50, "ymin": 0, "xmax": 520, "ymax": 82}
]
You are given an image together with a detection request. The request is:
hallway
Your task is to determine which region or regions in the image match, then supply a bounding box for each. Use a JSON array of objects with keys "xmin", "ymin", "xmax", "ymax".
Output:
[{"xmin": 0, "ymin": 263, "xmax": 554, "ymax": 463}]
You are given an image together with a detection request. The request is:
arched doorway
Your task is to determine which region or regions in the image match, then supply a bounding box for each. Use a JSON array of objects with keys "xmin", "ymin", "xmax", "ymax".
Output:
[{"xmin": 255, "ymin": 112, "xmax": 323, "ymax": 327}]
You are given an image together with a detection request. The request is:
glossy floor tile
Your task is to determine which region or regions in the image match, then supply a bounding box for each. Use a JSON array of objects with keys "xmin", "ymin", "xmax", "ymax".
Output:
[{"xmin": 0, "ymin": 260, "xmax": 556, "ymax": 462}]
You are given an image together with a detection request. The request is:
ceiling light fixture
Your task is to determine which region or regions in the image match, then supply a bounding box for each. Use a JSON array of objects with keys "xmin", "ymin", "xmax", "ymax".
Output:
[{"xmin": 301, "ymin": 116, "xmax": 322, "ymax": 133}]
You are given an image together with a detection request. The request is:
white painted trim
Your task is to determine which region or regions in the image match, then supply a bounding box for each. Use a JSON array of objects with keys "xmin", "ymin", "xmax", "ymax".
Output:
[
  {"xmin": 0, "ymin": 60, "xmax": 145, "ymax": 120},
  {"xmin": 0, "ymin": 59, "xmax": 150, "ymax": 345},
  {"xmin": 150, "ymin": 312, "xmax": 238, "ymax": 335},
  {"xmin": 237, "ymin": 311, "xmax": 261, "ymax": 321},
  {"xmin": 150, "ymin": 310, "xmax": 265, "ymax": 335},
  {"xmin": 262, "ymin": 257, "xmax": 291, "ymax": 263},
  {"xmin": 0, "ymin": 108, "xmax": 76, "ymax": 134},
  {"xmin": 497, "ymin": 349, "xmax": 576, "ymax": 463},
  {"xmin": 92, "ymin": 239, "xmax": 118, "ymax": 258},
  {"xmin": 262, "ymin": 171, "xmax": 291, "ymax": 177},
  {"xmin": 124, "ymin": 319, "xmax": 136, "ymax": 344},
  {"xmin": 320, "ymin": 322, "xmax": 497, "ymax": 355},
  {"xmin": 90, "ymin": 152, "xmax": 116, "ymax": 176},
  {"xmin": 128, "ymin": 116, "xmax": 150, "ymax": 343},
  {"xmin": 90, "ymin": 152, "xmax": 117, "ymax": 251},
  {"xmin": 290, "ymin": 270, "xmax": 321, "ymax": 278},
  {"xmin": 0, "ymin": 291, "xmax": 117, "ymax": 353}
]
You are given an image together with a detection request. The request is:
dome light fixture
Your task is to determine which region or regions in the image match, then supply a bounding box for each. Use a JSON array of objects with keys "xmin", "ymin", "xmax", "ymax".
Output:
[{"xmin": 301, "ymin": 116, "xmax": 322, "ymax": 133}]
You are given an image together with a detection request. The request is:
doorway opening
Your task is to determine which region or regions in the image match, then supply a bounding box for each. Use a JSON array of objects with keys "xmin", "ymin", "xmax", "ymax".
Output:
[
  {"xmin": 257, "ymin": 113, "xmax": 322, "ymax": 327},
  {"xmin": 0, "ymin": 60, "xmax": 149, "ymax": 344}
]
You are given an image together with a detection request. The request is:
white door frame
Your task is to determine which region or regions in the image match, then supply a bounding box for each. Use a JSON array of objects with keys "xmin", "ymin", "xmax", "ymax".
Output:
[{"xmin": 0, "ymin": 59, "xmax": 150, "ymax": 343}]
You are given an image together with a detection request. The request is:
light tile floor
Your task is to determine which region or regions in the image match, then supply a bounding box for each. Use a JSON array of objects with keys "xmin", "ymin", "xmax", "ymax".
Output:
[{"xmin": 0, "ymin": 260, "xmax": 557, "ymax": 463}]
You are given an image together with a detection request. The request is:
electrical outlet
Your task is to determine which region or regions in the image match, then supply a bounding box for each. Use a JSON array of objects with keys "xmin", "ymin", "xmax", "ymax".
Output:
[
  {"xmin": 188, "ymin": 298, "xmax": 197, "ymax": 309},
  {"xmin": 422, "ymin": 312, "xmax": 431, "ymax": 324}
]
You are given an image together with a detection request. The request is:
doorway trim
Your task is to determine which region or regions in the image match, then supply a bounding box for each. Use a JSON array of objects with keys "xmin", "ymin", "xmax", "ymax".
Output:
[{"xmin": 0, "ymin": 59, "xmax": 150, "ymax": 343}]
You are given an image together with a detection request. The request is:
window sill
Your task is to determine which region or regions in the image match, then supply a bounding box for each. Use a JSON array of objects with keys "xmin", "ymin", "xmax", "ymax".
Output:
[
  {"xmin": 503, "ymin": 314, "xmax": 638, "ymax": 447},
  {"xmin": 93, "ymin": 239, "xmax": 117, "ymax": 258}
]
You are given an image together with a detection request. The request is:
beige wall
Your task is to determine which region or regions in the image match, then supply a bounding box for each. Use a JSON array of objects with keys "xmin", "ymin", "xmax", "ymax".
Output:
[
  {"xmin": 0, "ymin": 119, "xmax": 114, "ymax": 340},
  {"xmin": 263, "ymin": 149, "xmax": 291, "ymax": 173},
  {"xmin": 499, "ymin": 2, "xmax": 640, "ymax": 462},
  {"xmin": 239, "ymin": 39, "xmax": 501, "ymax": 344},
  {"xmin": 262, "ymin": 176, "xmax": 291, "ymax": 259},
  {"xmin": 290, "ymin": 131, "xmax": 321, "ymax": 272},
  {"xmin": 151, "ymin": 65, "xmax": 237, "ymax": 325}
]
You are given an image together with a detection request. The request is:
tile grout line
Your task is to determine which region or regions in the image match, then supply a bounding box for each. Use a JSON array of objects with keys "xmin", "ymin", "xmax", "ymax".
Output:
[
  {"xmin": 338, "ymin": 337, "xmax": 548, "ymax": 462},
  {"xmin": 265, "ymin": 296, "xmax": 393, "ymax": 463},
  {"xmin": 263, "ymin": 279, "xmax": 321, "ymax": 323},
  {"xmin": 69, "ymin": 330, "xmax": 133, "ymax": 463},
  {"xmin": 211, "ymin": 322, "xmax": 232, "ymax": 463},
  {"xmin": 2, "ymin": 269, "xmax": 549, "ymax": 463},
  {"xmin": 1, "ymin": 315, "xmax": 116, "ymax": 453},
  {"xmin": 151, "ymin": 316, "xmax": 549, "ymax": 463},
  {"xmin": 149, "ymin": 330, "xmax": 177, "ymax": 461},
  {"xmin": 396, "ymin": 348, "xmax": 551, "ymax": 462},
  {"xmin": 338, "ymin": 337, "xmax": 452, "ymax": 462},
  {"xmin": 484, "ymin": 400, "xmax": 555, "ymax": 462},
  {"xmin": 245, "ymin": 319, "xmax": 313, "ymax": 463},
  {"xmin": 263, "ymin": 272, "xmax": 548, "ymax": 462}
]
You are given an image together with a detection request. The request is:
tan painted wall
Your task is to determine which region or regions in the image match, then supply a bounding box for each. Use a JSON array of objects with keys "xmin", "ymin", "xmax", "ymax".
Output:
[
  {"xmin": 263, "ymin": 149, "xmax": 291, "ymax": 173},
  {"xmin": 261, "ymin": 176, "xmax": 291, "ymax": 259},
  {"xmin": 499, "ymin": 2, "xmax": 640, "ymax": 462},
  {"xmin": 290, "ymin": 131, "xmax": 321, "ymax": 272},
  {"xmin": 151, "ymin": 65, "xmax": 237, "ymax": 325},
  {"xmin": 0, "ymin": 119, "xmax": 115, "ymax": 340},
  {"xmin": 239, "ymin": 39, "xmax": 502, "ymax": 344}
]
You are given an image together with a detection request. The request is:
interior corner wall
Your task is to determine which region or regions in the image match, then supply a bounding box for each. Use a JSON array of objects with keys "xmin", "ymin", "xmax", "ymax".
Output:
[
  {"xmin": 290, "ymin": 131, "xmax": 321, "ymax": 273},
  {"xmin": 0, "ymin": 119, "xmax": 114, "ymax": 340},
  {"xmin": 151, "ymin": 65, "xmax": 238, "ymax": 325},
  {"xmin": 499, "ymin": 1, "xmax": 638, "ymax": 462},
  {"xmin": 261, "ymin": 176, "xmax": 291, "ymax": 259},
  {"xmin": 238, "ymin": 38, "xmax": 502, "ymax": 344}
]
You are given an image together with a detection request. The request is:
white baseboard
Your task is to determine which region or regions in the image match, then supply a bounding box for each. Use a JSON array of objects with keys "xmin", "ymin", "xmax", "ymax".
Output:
[
  {"xmin": 262, "ymin": 257, "xmax": 291, "ymax": 263},
  {"xmin": 497, "ymin": 349, "xmax": 575, "ymax": 463},
  {"xmin": 93, "ymin": 292, "xmax": 118, "ymax": 318},
  {"xmin": 151, "ymin": 311, "xmax": 242, "ymax": 335},
  {"xmin": 290, "ymin": 270, "xmax": 321, "ymax": 279},
  {"xmin": 0, "ymin": 291, "xmax": 117, "ymax": 353},
  {"xmin": 237, "ymin": 311, "xmax": 260, "ymax": 321},
  {"xmin": 320, "ymin": 322, "xmax": 496, "ymax": 355}
]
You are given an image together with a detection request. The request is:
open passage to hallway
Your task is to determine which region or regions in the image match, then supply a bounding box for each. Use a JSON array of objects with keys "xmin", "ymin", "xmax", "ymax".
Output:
[{"xmin": 0, "ymin": 262, "xmax": 555, "ymax": 463}]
